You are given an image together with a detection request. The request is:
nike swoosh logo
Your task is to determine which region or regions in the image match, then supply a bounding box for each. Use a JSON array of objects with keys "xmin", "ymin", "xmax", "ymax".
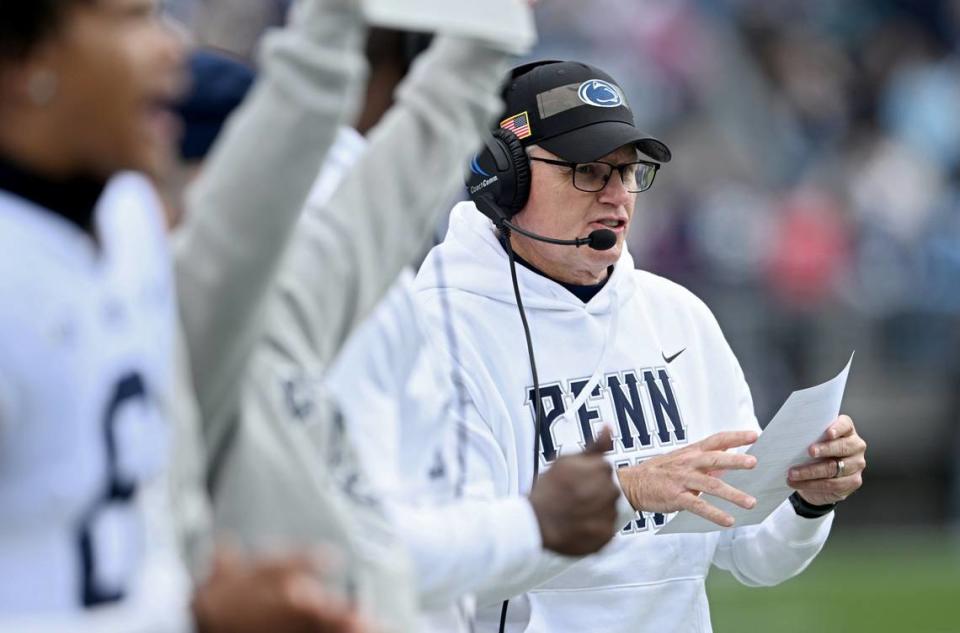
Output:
[{"xmin": 662, "ymin": 348, "xmax": 686, "ymax": 364}]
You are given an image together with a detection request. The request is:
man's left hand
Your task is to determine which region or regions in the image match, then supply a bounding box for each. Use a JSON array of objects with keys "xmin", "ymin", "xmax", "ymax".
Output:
[{"xmin": 787, "ymin": 414, "xmax": 866, "ymax": 506}]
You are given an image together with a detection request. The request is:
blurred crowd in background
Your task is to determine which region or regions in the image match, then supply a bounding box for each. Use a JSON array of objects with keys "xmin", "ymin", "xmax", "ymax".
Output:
[
  {"xmin": 533, "ymin": 0, "xmax": 960, "ymax": 531},
  {"xmin": 164, "ymin": 0, "xmax": 960, "ymax": 530},
  {"xmin": 536, "ymin": 0, "xmax": 960, "ymax": 531}
]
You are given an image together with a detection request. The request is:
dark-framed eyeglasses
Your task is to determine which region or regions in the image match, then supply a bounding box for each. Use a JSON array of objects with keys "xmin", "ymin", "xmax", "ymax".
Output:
[{"xmin": 528, "ymin": 156, "xmax": 660, "ymax": 193}]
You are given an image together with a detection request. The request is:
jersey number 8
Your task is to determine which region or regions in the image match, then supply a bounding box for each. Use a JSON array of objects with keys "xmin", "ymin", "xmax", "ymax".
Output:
[{"xmin": 76, "ymin": 372, "xmax": 150, "ymax": 607}]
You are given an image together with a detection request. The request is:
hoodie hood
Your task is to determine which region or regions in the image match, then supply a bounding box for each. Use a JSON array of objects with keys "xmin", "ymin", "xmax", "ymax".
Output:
[{"xmin": 418, "ymin": 200, "xmax": 639, "ymax": 315}]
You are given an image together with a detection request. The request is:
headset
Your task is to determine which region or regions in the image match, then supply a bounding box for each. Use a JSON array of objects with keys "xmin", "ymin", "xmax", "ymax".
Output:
[
  {"xmin": 467, "ymin": 127, "xmax": 532, "ymax": 222},
  {"xmin": 467, "ymin": 128, "xmax": 617, "ymax": 248},
  {"xmin": 465, "ymin": 95, "xmax": 615, "ymax": 633},
  {"xmin": 467, "ymin": 127, "xmax": 541, "ymax": 633}
]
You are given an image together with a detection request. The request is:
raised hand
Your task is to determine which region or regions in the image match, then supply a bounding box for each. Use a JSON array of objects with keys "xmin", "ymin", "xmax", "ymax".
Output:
[
  {"xmin": 529, "ymin": 427, "xmax": 621, "ymax": 555},
  {"xmin": 616, "ymin": 431, "xmax": 759, "ymax": 527}
]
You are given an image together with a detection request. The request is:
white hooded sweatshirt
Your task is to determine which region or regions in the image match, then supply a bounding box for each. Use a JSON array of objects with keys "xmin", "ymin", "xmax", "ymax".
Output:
[{"xmin": 414, "ymin": 201, "xmax": 834, "ymax": 633}]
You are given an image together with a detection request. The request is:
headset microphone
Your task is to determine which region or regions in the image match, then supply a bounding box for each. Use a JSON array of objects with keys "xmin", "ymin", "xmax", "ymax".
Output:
[
  {"xmin": 499, "ymin": 219, "xmax": 617, "ymax": 251},
  {"xmin": 474, "ymin": 195, "xmax": 618, "ymax": 252},
  {"xmin": 586, "ymin": 227, "xmax": 617, "ymax": 250}
]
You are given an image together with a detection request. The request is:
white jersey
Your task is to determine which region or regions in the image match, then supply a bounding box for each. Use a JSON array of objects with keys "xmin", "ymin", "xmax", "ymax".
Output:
[
  {"xmin": 414, "ymin": 202, "xmax": 834, "ymax": 633},
  {"xmin": 0, "ymin": 175, "xmax": 190, "ymax": 631}
]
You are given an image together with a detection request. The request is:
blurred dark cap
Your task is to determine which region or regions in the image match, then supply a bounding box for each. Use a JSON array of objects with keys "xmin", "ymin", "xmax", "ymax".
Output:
[{"xmin": 175, "ymin": 49, "xmax": 256, "ymax": 161}]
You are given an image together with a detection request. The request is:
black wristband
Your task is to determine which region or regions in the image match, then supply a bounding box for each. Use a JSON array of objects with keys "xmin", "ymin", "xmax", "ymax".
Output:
[{"xmin": 789, "ymin": 491, "xmax": 837, "ymax": 519}]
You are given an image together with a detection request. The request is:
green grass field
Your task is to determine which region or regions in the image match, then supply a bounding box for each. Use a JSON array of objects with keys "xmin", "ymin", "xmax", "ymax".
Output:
[{"xmin": 706, "ymin": 530, "xmax": 960, "ymax": 633}]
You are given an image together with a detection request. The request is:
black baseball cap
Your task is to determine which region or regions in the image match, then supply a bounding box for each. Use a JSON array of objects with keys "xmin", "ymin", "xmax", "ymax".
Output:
[{"xmin": 499, "ymin": 60, "xmax": 672, "ymax": 164}]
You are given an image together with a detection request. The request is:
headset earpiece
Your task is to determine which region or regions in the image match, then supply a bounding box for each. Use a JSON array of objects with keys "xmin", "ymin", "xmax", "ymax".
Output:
[
  {"xmin": 466, "ymin": 128, "xmax": 531, "ymax": 221},
  {"xmin": 494, "ymin": 128, "xmax": 531, "ymax": 216}
]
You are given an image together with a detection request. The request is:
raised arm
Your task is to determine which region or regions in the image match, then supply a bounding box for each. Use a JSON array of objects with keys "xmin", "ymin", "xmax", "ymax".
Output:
[
  {"xmin": 261, "ymin": 13, "xmax": 535, "ymax": 370},
  {"xmin": 174, "ymin": 0, "xmax": 369, "ymax": 442}
]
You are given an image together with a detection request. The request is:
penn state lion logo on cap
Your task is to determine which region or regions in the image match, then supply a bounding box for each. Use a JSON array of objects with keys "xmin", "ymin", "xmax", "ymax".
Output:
[{"xmin": 577, "ymin": 79, "xmax": 624, "ymax": 108}]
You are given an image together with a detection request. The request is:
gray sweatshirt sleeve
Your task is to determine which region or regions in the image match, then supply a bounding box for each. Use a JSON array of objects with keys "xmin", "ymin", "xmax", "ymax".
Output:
[
  {"xmin": 173, "ymin": 0, "xmax": 368, "ymax": 447},
  {"xmin": 261, "ymin": 31, "xmax": 531, "ymax": 369}
]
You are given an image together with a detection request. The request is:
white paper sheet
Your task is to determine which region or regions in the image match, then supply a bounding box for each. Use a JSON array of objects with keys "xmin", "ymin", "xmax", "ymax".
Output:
[
  {"xmin": 658, "ymin": 353, "xmax": 853, "ymax": 535},
  {"xmin": 361, "ymin": 0, "xmax": 536, "ymax": 54}
]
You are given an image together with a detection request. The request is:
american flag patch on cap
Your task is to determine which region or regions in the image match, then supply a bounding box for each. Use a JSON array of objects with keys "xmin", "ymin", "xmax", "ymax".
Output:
[{"xmin": 500, "ymin": 111, "xmax": 532, "ymax": 139}]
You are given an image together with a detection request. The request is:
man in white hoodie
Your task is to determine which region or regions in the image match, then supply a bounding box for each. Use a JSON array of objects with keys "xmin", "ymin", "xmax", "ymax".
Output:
[{"xmin": 414, "ymin": 60, "xmax": 868, "ymax": 633}]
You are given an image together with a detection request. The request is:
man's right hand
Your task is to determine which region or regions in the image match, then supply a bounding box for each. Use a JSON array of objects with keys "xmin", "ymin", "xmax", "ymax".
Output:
[
  {"xmin": 616, "ymin": 430, "xmax": 759, "ymax": 527},
  {"xmin": 192, "ymin": 546, "xmax": 370, "ymax": 633},
  {"xmin": 529, "ymin": 427, "xmax": 620, "ymax": 556}
]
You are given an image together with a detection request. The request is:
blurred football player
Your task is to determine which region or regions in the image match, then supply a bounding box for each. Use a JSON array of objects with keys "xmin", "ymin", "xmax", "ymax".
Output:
[
  {"xmin": 0, "ymin": 1, "xmax": 191, "ymax": 629},
  {"xmin": 0, "ymin": 1, "xmax": 369, "ymax": 631}
]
